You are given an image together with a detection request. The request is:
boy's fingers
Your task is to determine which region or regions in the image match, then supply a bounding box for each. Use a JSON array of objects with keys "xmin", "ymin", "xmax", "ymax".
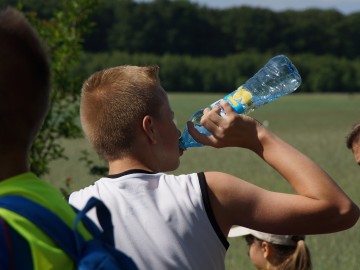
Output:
[
  {"xmin": 203, "ymin": 107, "xmax": 211, "ymax": 114},
  {"xmin": 220, "ymin": 100, "xmax": 235, "ymax": 115},
  {"xmin": 187, "ymin": 121, "xmax": 216, "ymax": 147}
]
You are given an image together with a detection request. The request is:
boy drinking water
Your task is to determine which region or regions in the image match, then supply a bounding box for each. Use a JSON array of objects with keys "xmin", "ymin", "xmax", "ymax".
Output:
[{"xmin": 69, "ymin": 65, "xmax": 359, "ymax": 270}]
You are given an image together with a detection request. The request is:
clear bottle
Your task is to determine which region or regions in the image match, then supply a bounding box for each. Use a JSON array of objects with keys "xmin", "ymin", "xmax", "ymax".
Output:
[{"xmin": 179, "ymin": 54, "xmax": 302, "ymax": 150}]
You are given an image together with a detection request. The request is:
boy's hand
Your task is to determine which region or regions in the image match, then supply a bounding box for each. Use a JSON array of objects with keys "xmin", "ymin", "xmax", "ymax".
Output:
[{"xmin": 187, "ymin": 100, "xmax": 266, "ymax": 151}]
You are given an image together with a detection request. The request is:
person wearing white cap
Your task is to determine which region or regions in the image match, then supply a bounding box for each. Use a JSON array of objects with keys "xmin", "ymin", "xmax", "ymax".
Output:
[{"xmin": 229, "ymin": 226, "xmax": 311, "ymax": 270}]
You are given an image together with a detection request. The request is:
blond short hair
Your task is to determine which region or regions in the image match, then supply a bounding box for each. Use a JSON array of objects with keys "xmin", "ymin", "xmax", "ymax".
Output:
[{"xmin": 81, "ymin": 65, "xmax": 163, "ymax": 161}]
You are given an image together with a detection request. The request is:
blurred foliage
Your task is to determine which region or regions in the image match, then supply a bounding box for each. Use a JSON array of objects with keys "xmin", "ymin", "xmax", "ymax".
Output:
[
  {"xmin": 2, "ymin": 0, "xmax": 360, "ymax": 94},
  {"xmin": 79, "ymin": 150, "xmax": 108, "ymax": 176},
  {"xmin": 7, "ymin": 0, "xmax": 99, "ymax": 176},
  {"xmin": 88, "ymin": 1, "xmax": 360, "ymax": 58},
  {"xmin": 77, "ymin": 51, "xmax": 360, "ymax": 93},
  {"xmin": 2, "ymin": 0, "xmax": 360, "ymax": 58}
]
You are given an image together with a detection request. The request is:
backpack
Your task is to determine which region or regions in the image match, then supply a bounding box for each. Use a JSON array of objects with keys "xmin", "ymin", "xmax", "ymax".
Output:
[{"xmin": 0, "ymin": 195, "xmax": 138, "ymax": 270}]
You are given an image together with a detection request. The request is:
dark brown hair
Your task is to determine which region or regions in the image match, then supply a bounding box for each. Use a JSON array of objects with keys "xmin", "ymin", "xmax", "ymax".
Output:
[{"xmin": 0, "ymin": 7, "xmax": 51, "ymax": 150}]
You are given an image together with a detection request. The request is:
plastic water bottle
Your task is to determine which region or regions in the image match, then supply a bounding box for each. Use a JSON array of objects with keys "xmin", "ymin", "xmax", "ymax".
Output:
[{"xmin": 179, "ymin": 55, "xmax": 301, "ymax": 150}]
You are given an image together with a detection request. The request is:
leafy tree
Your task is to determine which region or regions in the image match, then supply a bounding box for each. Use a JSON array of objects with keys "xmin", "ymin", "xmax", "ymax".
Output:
[
  {"xmin": 83, "ymin": 0, "xmax": 117, "ymax": 52},
  {"xmin": 14, "ymin": 0, "xmax": 99, "ymax": 176},
  {"xmin": 1, "ymin": 0, "xmax": 61, "ymax": 17},
  {"xmin": 336, "ymin": 12, "xmax": 360, "ymax": 58},
  {"xmin": 279, "ymin": 9, "xmax": 344, "ymax": 55},
  {"xmin": 82, "ymin": 1, "xmax": 360, "ymax": 58},
  {"xmin": 220, "ymin": 7, "xmax": 281, "ymax": 54},
  {"xmin": 107, "ymin": 0, "xmax": 225, "ymax": 55}
]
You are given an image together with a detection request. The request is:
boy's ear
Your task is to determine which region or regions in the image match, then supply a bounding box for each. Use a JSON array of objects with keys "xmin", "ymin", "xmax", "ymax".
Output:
[
  {"xmin": 142, "ymin": 115, "xmax": 157, "ymax": 144},
  {"xmin": 262, "ymin": 241, "xmax": 271, "ymax": 259}
]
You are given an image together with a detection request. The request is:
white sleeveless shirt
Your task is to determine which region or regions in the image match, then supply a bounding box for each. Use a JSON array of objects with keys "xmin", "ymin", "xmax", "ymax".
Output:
[{"xmin": 69, "ymin": 170, "xmax": 228, "ymax": 270}]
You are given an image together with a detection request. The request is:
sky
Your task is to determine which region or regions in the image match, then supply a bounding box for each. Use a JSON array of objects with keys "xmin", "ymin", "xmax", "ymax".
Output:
[{"xmin": 190, "ymin": 0, "xmax": 360, "ymax": 14}]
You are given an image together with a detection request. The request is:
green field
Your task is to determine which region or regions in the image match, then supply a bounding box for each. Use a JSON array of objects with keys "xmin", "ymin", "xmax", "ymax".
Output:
[{"xmin": 46, "ymin": 93, "xmax": 360, "ymax": 270}]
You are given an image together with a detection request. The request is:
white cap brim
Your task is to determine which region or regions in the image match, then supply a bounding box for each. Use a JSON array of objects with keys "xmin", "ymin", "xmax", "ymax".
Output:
[
  {"xmin": 228, "ymin": 226, "xmax": 253, "ymax": 237},
  {"xmin": 228, "ymin": 226, "xmax": 301, "ymax": 246}
]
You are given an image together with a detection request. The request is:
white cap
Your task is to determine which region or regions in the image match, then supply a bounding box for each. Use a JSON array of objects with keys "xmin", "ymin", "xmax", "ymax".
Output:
[{"xmin": 228, "ymin": 226, "xmax": 304, "ymax": 246}]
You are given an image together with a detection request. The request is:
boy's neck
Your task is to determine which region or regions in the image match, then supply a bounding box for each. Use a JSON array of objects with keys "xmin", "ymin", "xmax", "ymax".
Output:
[
  {"xmin": 0, "ymin": 153, "xmax": 28, "ymax": 182},
  {"xmin": 0, "ymin": 145, "xmax": 29, "ymax": 181},
  {"xmin": 108, "ymin": 158, "xmax": 154, "ymax": 175}
]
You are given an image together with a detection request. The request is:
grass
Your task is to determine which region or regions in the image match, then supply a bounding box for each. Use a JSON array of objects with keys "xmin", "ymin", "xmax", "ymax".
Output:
[{"xmin": 46, "ymin": 93, "xmax": 360, "ymax": 270}]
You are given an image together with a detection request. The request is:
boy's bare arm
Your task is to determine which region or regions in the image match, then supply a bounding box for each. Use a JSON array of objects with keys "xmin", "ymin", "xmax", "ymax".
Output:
[{"xmin": 188, "ymin": 100, "xmax": 359, "ymax": 236}]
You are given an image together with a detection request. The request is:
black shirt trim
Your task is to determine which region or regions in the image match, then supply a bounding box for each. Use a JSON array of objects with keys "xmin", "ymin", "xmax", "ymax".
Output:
[
  {"xmin": 198, "ymin": 172, "xmax": 229, "ymax": 250},
  {"xmin": 107, "ymin": 169, "xmax": 155, "ymax": 179}
]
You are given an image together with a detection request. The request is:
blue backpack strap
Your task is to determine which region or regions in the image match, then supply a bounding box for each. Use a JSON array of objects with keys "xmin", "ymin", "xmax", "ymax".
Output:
[
  {"xmin": 0, "ymin": 195, "xmax": 83, "ymax": 263},
  {"xmin": 74, "ymin": 197, "xmax": 114, "ymax": 246},
  {"xmin": 73, "ymin": 197, "xmax": 139, "ymax": 270}
]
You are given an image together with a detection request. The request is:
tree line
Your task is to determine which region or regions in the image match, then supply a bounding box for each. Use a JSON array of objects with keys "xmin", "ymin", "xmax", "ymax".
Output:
[
  {"xmin": 2, "ymin": 0, "xmax": 360, "ymax": 94},
  {"xmin": 2, "ymin": 0, "xmax": 360, "ymax": 58},
  {"xmin": 78, "ymin": 51, "xmax": 360, "ymax": 93},
  {"xmin": 81, "ymin": 0, "xmax": 360, "ymax": 93},
  {"xmin": 79, "ymin": 0, "xmax": 360, "ymax": 59}
]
